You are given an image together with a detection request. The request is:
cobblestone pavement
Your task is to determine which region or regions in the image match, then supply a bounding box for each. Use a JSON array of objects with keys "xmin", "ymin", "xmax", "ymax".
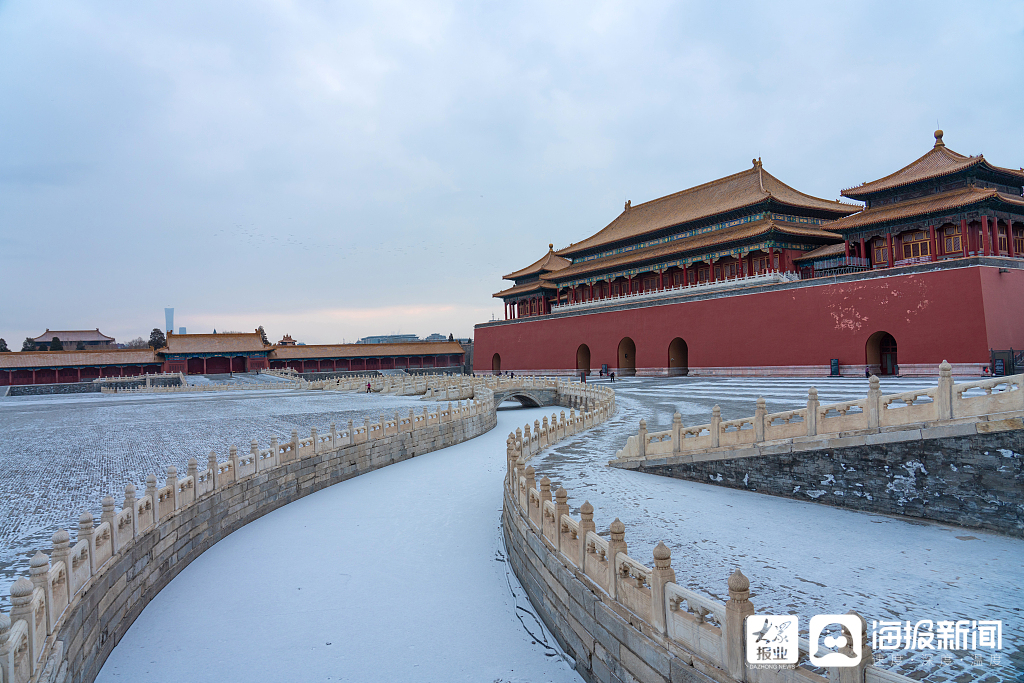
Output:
[
  {"xmin": 0, "ymin": 388, "xmax": 442, "ymax": 607},
  {"xmin": 524, "ymin": 375, "xmax": 1022, "ymax": 683}
]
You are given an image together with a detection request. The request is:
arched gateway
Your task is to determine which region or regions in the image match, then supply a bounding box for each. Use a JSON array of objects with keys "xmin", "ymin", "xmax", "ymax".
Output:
[
  {"xmin": 866, "ymin": 331, "xmax": 898, "ymax": 375},
  {"xmin": 617, "ymin": 337, "xmax": 636, "ymax": 376},
  {"xmin": 668, "ymin": 337, "xmax": 688, "ymax": 376},
  {"xmin": 576, "ymin": 344, "xmax": 591, "ymax": 375},
  {"xmin": 492, "ymin": 353, "xmax": 501, "ymax": 374}
]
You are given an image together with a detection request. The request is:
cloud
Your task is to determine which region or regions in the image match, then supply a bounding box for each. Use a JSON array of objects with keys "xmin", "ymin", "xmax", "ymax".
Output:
[{"xmin": 0, "ymin": 0, "xmax": 1021, "ymax": 347}]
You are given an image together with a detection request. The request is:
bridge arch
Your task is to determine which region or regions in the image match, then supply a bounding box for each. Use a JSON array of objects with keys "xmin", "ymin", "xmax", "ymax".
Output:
[
  {"xmin": 576, "ymin": 344, "xmax": 591, "ymax": 375},
  {"xmin": 865, "ymin": 331, "xmax": 898, "ymax": 376},
  {"xmin": 491, "ymin": 353, "xmax": 501, "ymax": 375},
  {"xmin": 617, "ymin": 337, "xmax": 636, "ymax": 376},
  {"xmin": 668, "ymin": 337, "xmax": 688, "ymax": 376}
]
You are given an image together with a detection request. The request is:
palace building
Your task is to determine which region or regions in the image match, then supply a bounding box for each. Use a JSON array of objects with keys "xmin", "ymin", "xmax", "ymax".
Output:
[
  {"xmin": 476, "ymin": 132, "xmax": 1024, "ymax": 377},
  {"xmin": 0, "ymin": 331, "xmax": 467, "ymax": 386}
]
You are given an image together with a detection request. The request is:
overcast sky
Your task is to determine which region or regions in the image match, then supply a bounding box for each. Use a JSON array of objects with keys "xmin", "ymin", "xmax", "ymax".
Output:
[{"xmin": 1, "ymin": 1, "xmax": 1022, "ymax": 345}]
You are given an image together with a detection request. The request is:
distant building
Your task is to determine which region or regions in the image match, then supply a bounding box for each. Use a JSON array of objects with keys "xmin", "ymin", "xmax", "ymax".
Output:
[
  {"xmin": 423, "ymin": 333, "xmax": 447, "ymax": 342},
  {"xmin": 277, "ymin": 335, "xmax": 298, "ymax": 346},
  {"xmin": 32, "ymin": 329, "xmax": 115, "ymax": 350},
  {"xmin": 0, "ymin": 331, "xmax": 468, "ymax": 385},
  {"xmin": 357, "ymin": 334, "xmax": 421, "ymax": 344}
]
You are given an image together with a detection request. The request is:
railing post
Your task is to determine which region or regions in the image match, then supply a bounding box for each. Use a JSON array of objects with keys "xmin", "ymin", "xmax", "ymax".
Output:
[
  {"xmin": 578, "ymin": 501, "xmax": 595, "ymax": 571},
  {"xmin": 607, "ymin": 518, "xmax": 627, "ymax": 600},
  {"xmin": 291, "ymin": 429, "xmax": 299, "ymax": 456},
  {"xmin": 936, "ymin": 360, "xmax": 953, "ymax": 420},
  {"xmin": 637, "ymin": 419, "xmax": 647, "ymax": 458},
  {"xmin": 228, "ymin": 445, "xmax": 239, "ymax": 479},
  {"xmin": 807, "ymin": 387, "xmax": 819, "ymax": 436},
  {"xmin": 166, "ymin": 465, "xmax": 179, "ymax": 510},
  {"xmin": 101, "ymin": 495, "xmax": 117, "ymax": 554},
  {"xmin": 867, "ymin": 376, "xmax": 881, "ymax": 429},
  {"xmin": 555, "ymin": 487, "xmax": 569, "ymax": 554},
  {"xmin": 9, "ymin": 576, "xmax": 39, "ymax": 673},
  {"xmin": 78, "ymin": 511, "xmax": 95, "ymax": 574},
  {"xmin": 524, "ymin": 466, "xmax": 536, "ymax": 518},
  {"xmin": 250, "ymin": 440, "xmax": 260, "ymax": 473},
  {"xmin": 725, "ymin": 569, "xmax": 753, "ymax": 681},
  {"xmin": 187, "ymin": 457, "xmax": 198, "ymax": 485},
  {"xmin": 650, "ymin": 542, "xmax": 675, "ymax": 635},
  {"xmin": 310, "ymin": 427, "xmax": 318, "ymax": 453},
  {"xmin": 754, "ymin": 397, "xmax": 766, "ymax": 442},
  {"xmin": 672, "ymin": 412, "xmax": 682, "ymax": 454},
  {"xmin": 29, "ymin": 551, "xmax": 52, "ymax": 633},
  {"xmin": 711, "ymin": 405, "xmax": 721, "ymax": 447},
  {"xmin": 208, "ymin": 451, "xmax": 218, "ymax": 489},
  {"xmin": 123, "ymin": 484, "xmax": 137, "ymax": 535},
  {"xmin": 145, "ymin": 475, "xmax": 158, "ymax": 520}
]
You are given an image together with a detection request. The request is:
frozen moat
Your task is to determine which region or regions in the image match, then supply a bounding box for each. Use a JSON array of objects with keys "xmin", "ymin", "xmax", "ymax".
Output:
[
  {"xmin": 1, "ymin": 377, "xmax": 1020, "ymax": 682},
  {"xmin": 528, "ymin": 375, "xmax": 1022, "ymax": 683}
]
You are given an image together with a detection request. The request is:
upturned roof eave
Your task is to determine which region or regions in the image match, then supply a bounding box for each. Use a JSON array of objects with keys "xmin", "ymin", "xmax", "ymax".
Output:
[
  {"xmin": 556, "ymin": 195, "xmax": 856, "ymax": 261},
  {"xmin": 543, "ymin": 222, "xmax": 842, "ymax": 282}
]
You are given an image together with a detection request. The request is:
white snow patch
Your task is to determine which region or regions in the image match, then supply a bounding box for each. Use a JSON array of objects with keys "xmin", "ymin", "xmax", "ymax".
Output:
[
  {"xmin": 805, "ymin": 490, "xmax": 827, "ymax": 499},
  {"xmin": 997, "ymin": 448, "xmax": 1018, "ymax": 458},
  {"xmin": 820, "ymin": 474, "xmax": 836, "ymax": 486},
  {"xmin": 709, "ymin": 473, "xmax": 723, "ymax": 482}
]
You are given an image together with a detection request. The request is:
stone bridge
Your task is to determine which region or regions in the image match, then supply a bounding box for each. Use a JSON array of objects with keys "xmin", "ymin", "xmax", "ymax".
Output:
[{"xmin": 493, "ymin": 387, "xmax": 557, "ymax": 408}]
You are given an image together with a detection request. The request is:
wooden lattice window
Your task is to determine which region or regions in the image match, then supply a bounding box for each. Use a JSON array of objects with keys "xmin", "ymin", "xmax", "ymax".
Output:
[
  {"xmin": 1014, "ymin": 227, "xmax": 1024, "ymax": 255},
  {"xmin": 697, "ymin": 267, "xmax": 709, "ymax": 282},
  {"xmin": 873, "ymin": 239, "xmax": 888, "ymax": 264},
  {"xmin": 998, "ymin": 225, "xmax": 1008, "ymax": 252},
  {"xmin": 943, "ymin": 225, "xmax": 962, "ymax": 254},
  {"xmin": 901, "ymin": 231, "xmax": 930, "ymax": 258}
]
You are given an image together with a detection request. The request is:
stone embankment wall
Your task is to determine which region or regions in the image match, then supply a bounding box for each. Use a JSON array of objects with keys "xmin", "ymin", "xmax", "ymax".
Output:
[
  {"xmin": 635, "ymin": 425, "xmax": 1024, "ymax": 537},
  {"xmin": 503, "ymin": 386, "xmax": 918, "ymax": 683},
  {"xmin": 7, "ymin": 383, "xmax": 100, "ymax": 397},
  {"xmin": 612, "ymin": 363, "xmax": 1024, "ymax": 535},
  {"xmin": 0, "ymin": 374, "xmax": 593, "ymax": 683}
]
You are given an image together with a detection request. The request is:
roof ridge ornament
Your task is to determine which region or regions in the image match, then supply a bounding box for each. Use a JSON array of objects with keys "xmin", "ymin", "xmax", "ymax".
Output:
[
  {"xmin": 624, "ymin": 200, "xmax": 631, "ymax": 211},
  {"xmin": 934, "ymin": 129, "xmax": 945, "ymax": 148}
]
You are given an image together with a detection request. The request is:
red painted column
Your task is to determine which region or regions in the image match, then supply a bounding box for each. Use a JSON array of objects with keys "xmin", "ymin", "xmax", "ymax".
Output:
[
  {"xmin": 961, "ymin": 219, "xmax": 969, "ymax": 255},
  {"xmin": 982, "ymin": 216, "xmax": 991, "ymax": 256},
  {"xmin": 1009, "ymin": 223, "xmax": 1017, "ymax": 258},
  {"xmin": 929, "ymin": 226, "xmax": 937, "ymax": 261},
  {"xmin": 992, "ymin": 218, "xmax": 1000, "ymax": 255},
  {"xmin": 77, "ymin": 368, "xmax": 81, "ymax": 382},
  {"xmin": 844, "ymin": 241, "xmax": 850, "ymax": 258},
  {"xmin": 859, "ymin": 237, "xmax": 866, "ymax": 262},
  {"xmin": 767, "ymin": 247, "xmax": 774, "ymax": 272},
  {"xmin": 886, "ymin": 234, "xmax": 893, "ymax": 268}
]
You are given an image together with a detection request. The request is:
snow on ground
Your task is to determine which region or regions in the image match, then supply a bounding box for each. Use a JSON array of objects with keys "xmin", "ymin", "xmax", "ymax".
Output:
[
  {"xmin": 528, "ymin": 376, "xmax": 1022, "ymax": 683},
  {"xmin": 96, "ymin": 406, "xmax": 579, "ymax": 683},
  {"xmin": 3, "ymin": 376, "xmax": 1020, "ymax": 683},
  {"xmin": 0, "ymin": 388, "xmax": 443, "ymax": 607}
]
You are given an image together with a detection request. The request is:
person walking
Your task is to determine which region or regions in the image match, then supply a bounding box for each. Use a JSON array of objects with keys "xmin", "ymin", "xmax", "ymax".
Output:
[{"xmin": 366, "ymin": 381, "xmax": 371, "ymax": 393}]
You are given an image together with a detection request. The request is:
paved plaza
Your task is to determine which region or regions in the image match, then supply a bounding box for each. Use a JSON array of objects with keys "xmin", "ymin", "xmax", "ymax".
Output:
[{"xmin": 0, "ymin": 387, "xmax": 443, "ymax": 603}]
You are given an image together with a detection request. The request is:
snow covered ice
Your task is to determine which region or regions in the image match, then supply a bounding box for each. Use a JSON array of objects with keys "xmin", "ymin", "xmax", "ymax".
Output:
[
  {"xmin": 95, "ymin": 405, "xmax": 579, "ymax": 683},
  {"xmin": 529, "ymin": 375, "xmax": 1023, "ymax": 683},
  {"xmin": 2, "ymin": 377, "xmax": 1021, "ymax": 683}
]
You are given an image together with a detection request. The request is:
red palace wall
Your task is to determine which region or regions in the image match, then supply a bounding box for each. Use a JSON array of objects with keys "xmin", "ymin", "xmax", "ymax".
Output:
[{"xmin": 474, "ymin": 265, "xmax": 1024, "ymax": 376}]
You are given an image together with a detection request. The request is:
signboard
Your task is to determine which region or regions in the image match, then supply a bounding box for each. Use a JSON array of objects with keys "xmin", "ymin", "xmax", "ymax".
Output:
[
  {"xmin": 993, "ymin": 359, "xmax": 1005, "ymax": 376},
  {"xmin": 830, "ymin": 359, "xmax": 840, "ymax": 376}
]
